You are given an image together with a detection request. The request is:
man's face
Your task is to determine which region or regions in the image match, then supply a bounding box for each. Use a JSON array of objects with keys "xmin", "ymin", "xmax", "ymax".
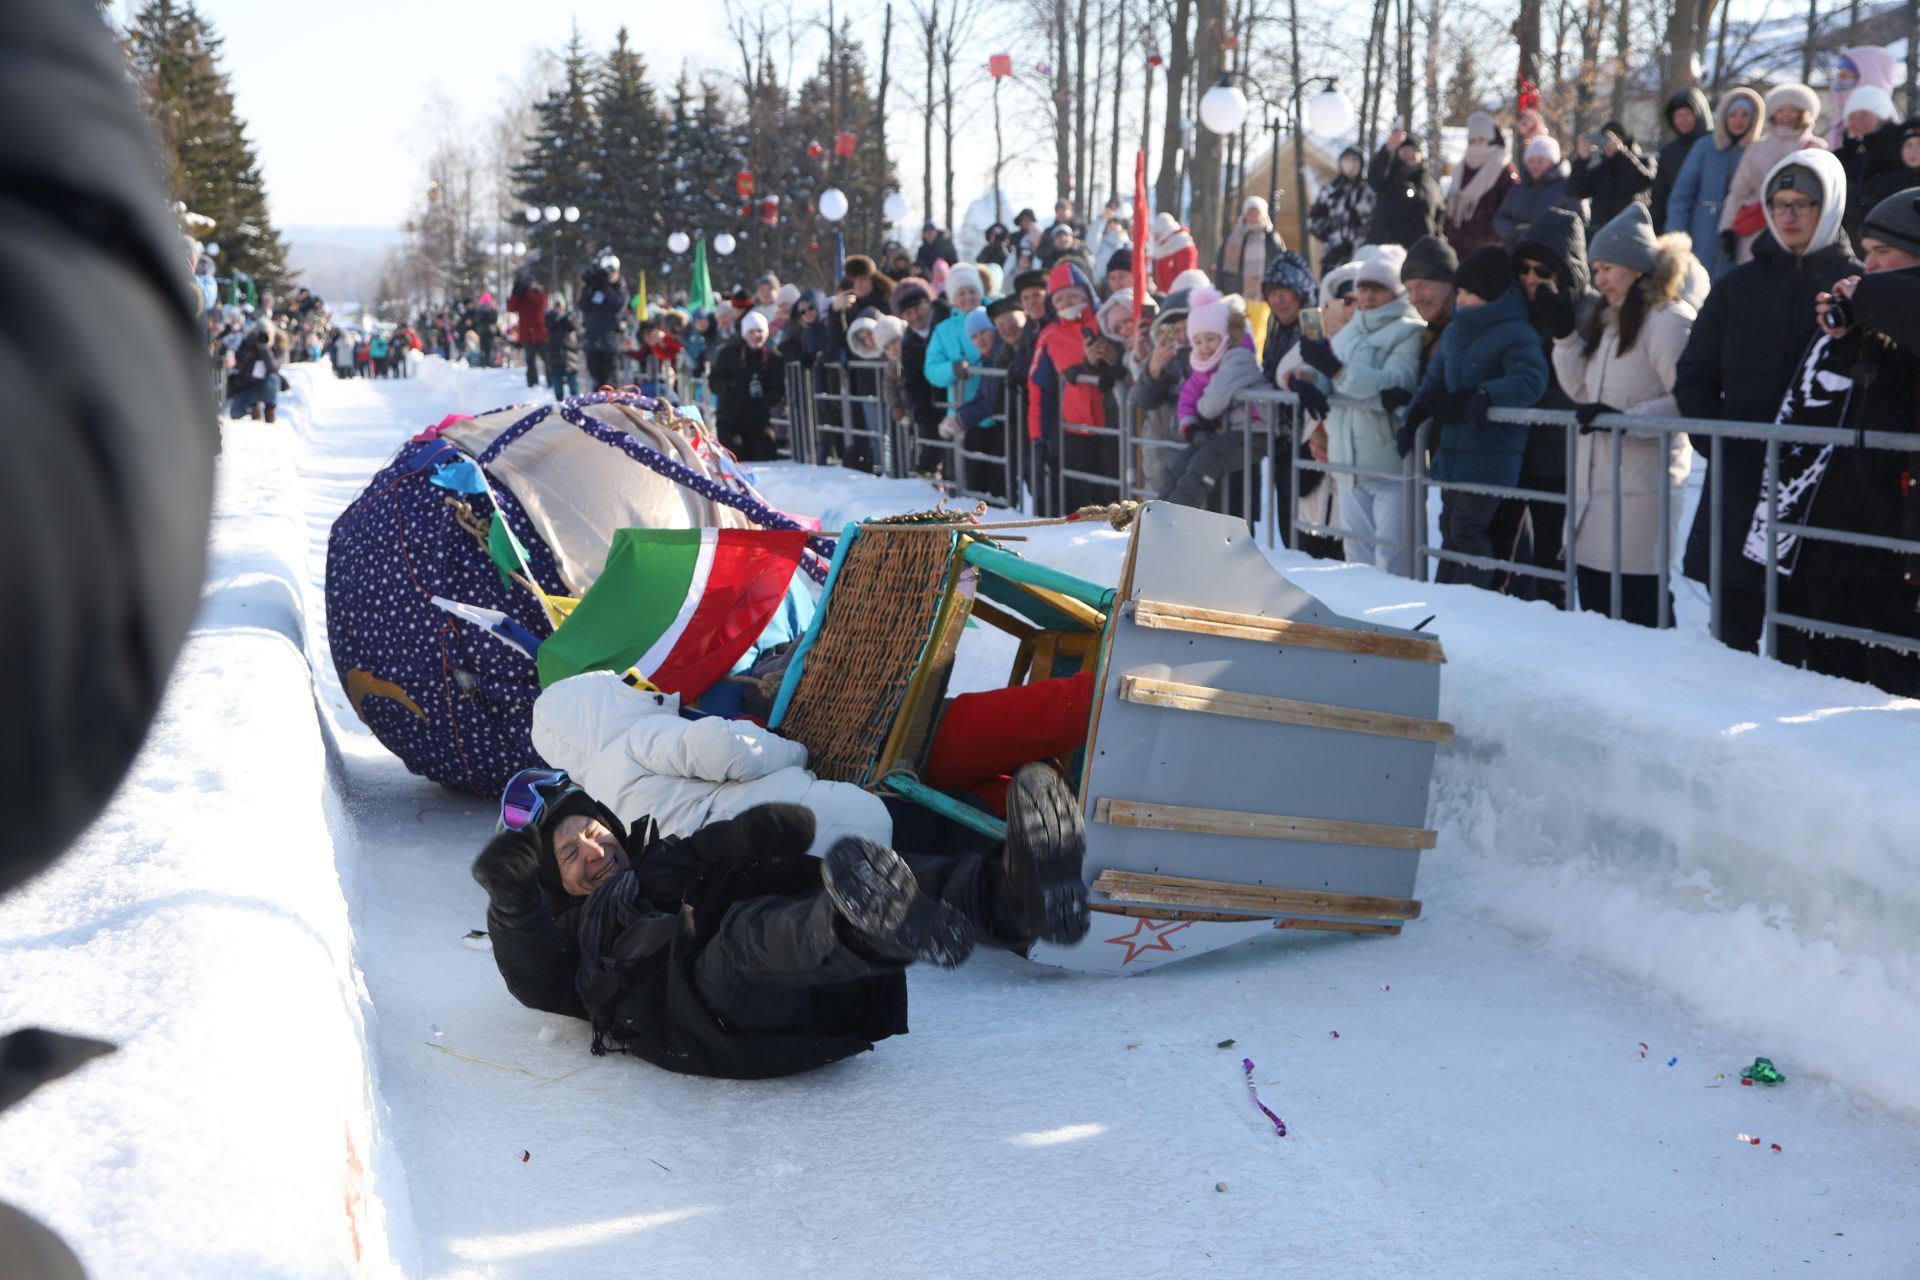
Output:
[
  {"xmin": 745, "ymin": 325, "xmax": 767, "ymax": 349},
  {"xmin": 1671, "ymin": 106, "xmax": 1698, "ymax": 136},
  {"xmin": 1340, "ymin": 153, "xmax": 1362, "ymax": 180},
  {"xmin": 1107, "ymin": 268, "xmax": 1134, "ymax": 295},
  {"xmin": 552, "ymin": 814, "xmax": 628, "ymax": 897},
  {"xmin": 1397, "ymin": 143, "xmax": 1421, "ymax": 167},
  {"xmin": 922, "ymin": 226, "xmax": 938, "ymax": 242},
  {"xmin": 1020, "ymin": 286, "xmax": 1048, "ymax": 320},
  {"xmin": 1265, "ymin": 285, "xmax": 1303, "ymax": 326},
  {"xmin": 1406, "ymin": 278, "xmax": 1452, "ymax": 324},
  {"xmin": 901, "ymin": 299, "xmax": 931, "ymax": 328},
  {"xmin": 1862, "ymin": 237, "xmax": 1920, "ymax": 272},
  {"xmin": 970, "ymin": 328, "xmax": 995, "ymax": 358},
  {"xmin": 757, "ymin": 283, "xmax": 777, "ymax": 305},
  {"xmin": 852, "ymin": 275, "xmax": 873, "ymax": 297},
  {"xmin": 993, "ymin": 310, "xmax": 1025, "ymax": 343},
  {"xmin": 1055, "ymin": 202, "xmax": 1072, "ymax": 222},
  {"xmin": 1769, "ymin": 188, "xmax": 1822, "ymax": 252}
]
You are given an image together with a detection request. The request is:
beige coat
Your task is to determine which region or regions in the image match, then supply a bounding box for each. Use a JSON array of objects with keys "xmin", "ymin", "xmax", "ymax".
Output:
[{"xmin": 1551, "ymin": 298, "xmax": 1697, "ymax": 575}]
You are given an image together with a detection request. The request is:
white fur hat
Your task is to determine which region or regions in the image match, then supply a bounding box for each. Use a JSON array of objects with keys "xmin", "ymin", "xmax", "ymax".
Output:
[
  {"xmin": 739, "ymin": 311, "xmax": 769, "ymax": 337},
  {"xmin": 945, "ymin": 262, "xmax": 984, "ymax": 300},
  {"xmin": 1352, "ymin": 244, "xmax": 1408, "ymax": 295},
  {"xmin": 1169, "ymin": 267, "xmax": 1212, "ymax": 294},
  {"xmin": 1845, "ymin": 84, "xmax": 1897, "ymax": 125}
]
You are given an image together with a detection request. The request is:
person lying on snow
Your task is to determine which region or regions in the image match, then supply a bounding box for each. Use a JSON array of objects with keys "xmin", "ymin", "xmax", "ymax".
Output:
[{"xmin": 472, "ymin": 764, "xmax": 1091, "ymax": 1079}]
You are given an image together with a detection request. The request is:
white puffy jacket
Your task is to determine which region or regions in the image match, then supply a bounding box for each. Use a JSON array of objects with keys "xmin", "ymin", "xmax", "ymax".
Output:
[{"xmin": 530, "ymin": 671, "xmax": 892, "ymax": 858}]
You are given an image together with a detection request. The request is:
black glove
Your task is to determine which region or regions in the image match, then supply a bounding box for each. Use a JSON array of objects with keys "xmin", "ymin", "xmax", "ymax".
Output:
[
  {"xmin": 1459, "ymin": 388, "xmax": 1492, "ymax": 429},
  {"xmin": 1293, "ymin": 381, "xmax": 1331, "ymax": 419},
  {"xmin": 1395, "ymin": 420, "xmax": 1418, "ymax": 458},
  {"xmin": 1532, "ymin": 282, "xmax": 1577, "ymax": 340},
  {"xmin": 1433, "ymin": 387, "xmax": 1477, "ymax": 420},
  {"xmin": 1297, "ymin": 337, "xmax": 1341, "ymax": 378},
  {"xmin": 473, "ymin": 829, "xmax": 544, "ymax": 914},
  {"xmin": 1378, "ymin": 385, "xmax": 1415, "ymax": 414},
  {"xmin": 1574, "ymin": 401, "xmax": 1619, "ymax": 433},
  {"xmin": 1719, "ymin": 230, "xmax": 1738, "ymax": 262}
]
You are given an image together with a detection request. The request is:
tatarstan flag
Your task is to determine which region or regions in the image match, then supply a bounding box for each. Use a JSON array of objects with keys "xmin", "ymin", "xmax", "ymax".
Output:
[{"xmin": 536, "ymin": 528, "xmax": 810, "ymax": 696}]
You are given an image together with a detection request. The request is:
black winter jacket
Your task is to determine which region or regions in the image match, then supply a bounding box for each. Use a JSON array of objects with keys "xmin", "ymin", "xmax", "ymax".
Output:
[
  {"xmin": 1650, "ymin": 90, "xmax": 1712, "ymax": 232},
  {"xmin": 1512, "ymin": 207, "xmax": 1597, "ymax": 480},
  {"xmin": 709, "ymin": 339, "xmax": 786, "ymax": 459},
  {"xmin": 1366, "ymin": 147, "xmax": 1445, "ymax": 248},
  {"xmin": 579, "ymin": 275, "xmax": 630, "ymax": 352},
  {"xmin": 1567, "ymin": 140, "xmax": 1657, "ymax": 229},
  {"xmin": 1674, "ymin": 233, "xmax": 1862, "ymax": 591}
]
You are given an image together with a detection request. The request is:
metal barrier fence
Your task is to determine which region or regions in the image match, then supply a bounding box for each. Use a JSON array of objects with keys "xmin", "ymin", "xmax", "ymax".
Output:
[{"xmin": 1234, "ymin": 385, "xmax": 1920, "ymax": 662}]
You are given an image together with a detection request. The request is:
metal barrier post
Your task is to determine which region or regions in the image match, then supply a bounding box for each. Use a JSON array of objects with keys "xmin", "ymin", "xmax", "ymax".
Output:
[
  {"xmin": 1708, "ymin": 439, "xmax": 1724, "ymax": 642},
  {"xmin": 838, "ymin": 363, "xmax": 856, "ymax": 467},
  {"xmin": 1282, "ymin": 402, "xmax": 1298, "ymax": 551},
  {"xmin": 1241, "ymin": 407, "xmax": 1255, "ymax": 528},
  {"xmin": 1119, "ymin": 386, "xmax": 1136, "ymax": 502},
  {"xmin": 1563, "ymin": 422, "xmax": 1578, "ymax": 608},
  {"xmin": 1610, "ymin": 425, "xmax": 1624, "ymax": 620},
  {"xmin": 1657, "ymin": 429, "xmax": 1673, "ymax": 630},
  {"xmin": 1404, "ymin": 434, "xmax": 1421, "ymax": 579},
  {"xmin": 1763, "ymin": 435, "xmax": 1780, "ymax": 660}
]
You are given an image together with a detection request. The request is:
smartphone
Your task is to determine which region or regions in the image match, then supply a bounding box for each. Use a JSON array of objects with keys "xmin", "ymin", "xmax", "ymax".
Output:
[{"xmin": 1298, "ymin": 307, "xmax": 1324, "ymax": 342}]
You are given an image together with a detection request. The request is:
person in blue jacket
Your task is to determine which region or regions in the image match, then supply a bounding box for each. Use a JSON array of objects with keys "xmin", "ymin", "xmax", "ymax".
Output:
[
  {"xmin": 1403, "ymin": 245, "xmax": 1550, "ymax": 588},
  {"xmin": 1665, "ymin": 87, "xmax": 1763, "ymax": 279},
  {"xmin": 923, "ymin": 262, "xmax": 986, "ymax": 417}
]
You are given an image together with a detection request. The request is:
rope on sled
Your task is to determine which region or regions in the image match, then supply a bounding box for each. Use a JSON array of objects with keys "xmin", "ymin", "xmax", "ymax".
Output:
[{"xmin": 822, "ymin": 500, "xmax": 1143, "ymax": 536}]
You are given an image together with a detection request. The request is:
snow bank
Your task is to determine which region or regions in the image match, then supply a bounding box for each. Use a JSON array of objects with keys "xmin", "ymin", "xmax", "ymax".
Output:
[
  {"xmin": 750, "ymin": 464, "xmax": 1920, "ymax": 1117},
  {"xmin": 0, "ymin": 372, "xmax": 408, "ymax": 1277}
]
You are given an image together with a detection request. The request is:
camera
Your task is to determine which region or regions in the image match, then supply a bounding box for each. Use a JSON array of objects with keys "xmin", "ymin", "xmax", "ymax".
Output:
[{"xmin": 1820, "ymin": 297, "xmax": 1854, "ymax": 332}]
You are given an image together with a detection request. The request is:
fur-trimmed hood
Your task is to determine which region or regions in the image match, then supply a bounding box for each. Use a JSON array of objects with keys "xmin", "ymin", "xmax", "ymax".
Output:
[{"xmin": 1712, "ymin": 86, "xmax": 1765, "ymax": 150}]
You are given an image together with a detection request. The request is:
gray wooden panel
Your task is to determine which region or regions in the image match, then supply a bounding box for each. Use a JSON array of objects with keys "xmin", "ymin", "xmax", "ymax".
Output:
[{"xmin": 1088, "ymin": 823, "xmax": 1424, "ymax": 901}]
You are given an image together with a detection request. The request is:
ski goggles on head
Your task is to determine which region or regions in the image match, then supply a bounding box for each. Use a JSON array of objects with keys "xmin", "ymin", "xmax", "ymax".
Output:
[{"xmin": 497, "ymin": 767, "xmax": 573, "ymax": 833}]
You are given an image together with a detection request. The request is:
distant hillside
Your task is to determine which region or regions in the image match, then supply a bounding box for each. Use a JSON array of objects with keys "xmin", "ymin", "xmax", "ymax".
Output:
[{"xmin": 284, "ymin": 224, "xmax": 403, "ymax": 308}]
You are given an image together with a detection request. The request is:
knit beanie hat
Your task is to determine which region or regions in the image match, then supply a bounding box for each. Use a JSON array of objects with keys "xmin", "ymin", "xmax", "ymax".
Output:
[
  {"xmin": 1352, "ymin": 244, "xmax": 1408, "ymax": 294},
  {"xmin": 776, "ymin": 283, "xmax": 801, "ymax": 307},
  {"xmin": 1861, "ymin": 190, "xmax": 1920, "ymax": 257},
  {"xmin": 1401, "ymin": 235, "xmax": 1459, "ymax": 285},
  {"xmin": 1524, "ymin": 135, "xmax": 1562, "ymax": 166},
  {"xmin": 1587, "ymin": 203, "xmax": 1660, "ymax": 276},
  {"xmin": 964, "ymin": 307, "xmax": 996, "ymax": 337},
  {"xmin": 1454, "ymin": 245, "xmax": 1514, "ymax": 300},
  {"xmin": 1170, "ymin": 267, "xmax": 1212, "ymax": 294},
  {"xmin": 739, "ymin": 310, "xmax": 770, "ymax": 336},
  {"xmin": 890, "ymin": 279, "xmax": 932, "ymax": 312},
  {"xmin": 945, "ymin": 262, "xmax": 984, "ymax": 301},
  {"xmin": 1106, "ymin": 248, "xmax": 1134, "ymax": 275},
  {"xmin": 1846, "ymin": 85, "xmax": 1897, "ymax": 126},
  {"xmin": 1467, "ymin": 110, "xmax": 1498, "ymax": 141},
  {"xmin": 1185, "ymin": 287, "xmax": 1229, "ymax": 341}
]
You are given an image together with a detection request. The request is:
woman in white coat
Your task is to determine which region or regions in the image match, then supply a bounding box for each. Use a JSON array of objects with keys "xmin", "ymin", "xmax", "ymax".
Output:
[{"xmin": 1551, "ymin": 205, "xmax": 1698, "ymax": 628}]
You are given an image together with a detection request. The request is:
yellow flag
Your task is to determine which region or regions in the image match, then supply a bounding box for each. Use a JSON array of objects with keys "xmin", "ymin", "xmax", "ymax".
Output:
[{"xmin": 634, "ymin": 271, "xmax": 649, "ymax": 321}]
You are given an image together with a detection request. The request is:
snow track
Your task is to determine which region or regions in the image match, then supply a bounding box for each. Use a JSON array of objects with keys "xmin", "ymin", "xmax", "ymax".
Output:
[{"xmin": 3, "ymin": 359, "xmax": 1914, "ymax": 1277}]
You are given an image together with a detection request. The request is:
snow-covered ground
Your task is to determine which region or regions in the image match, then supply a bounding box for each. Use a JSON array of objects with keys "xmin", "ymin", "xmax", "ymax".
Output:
[{"xmin": 1, "ymin": 358, "xmax": 1915, "ymax": 1278}]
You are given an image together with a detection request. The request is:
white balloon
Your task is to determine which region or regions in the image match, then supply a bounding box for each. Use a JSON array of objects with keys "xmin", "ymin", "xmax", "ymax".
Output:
[
  {"xmin": 818, "ymin": 187, "xmax": 849, "ymax": 222},
  {"xmin": 1198, "ymin": 79, "xmax": 1248, "ymax": 135},
  {"xmin": 714, "ymin": 232, "xmax": 737, "ymax": 256},
  {"xmin": 668, "ymin": 230, "xmax": 690, "ymax": 254},
  {"xmin": 883, "ymin": 192, "xmax": 910, "ymax": 223}
]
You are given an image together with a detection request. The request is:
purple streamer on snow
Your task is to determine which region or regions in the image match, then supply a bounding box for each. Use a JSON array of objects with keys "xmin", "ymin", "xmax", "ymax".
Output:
[{"xmin": 1242, "ymin": 1058, "xmax": 1286, "ymax": 1137}]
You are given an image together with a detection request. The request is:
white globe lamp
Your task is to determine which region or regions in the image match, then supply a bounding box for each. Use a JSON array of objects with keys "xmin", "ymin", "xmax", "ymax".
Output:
[
  {"xmin": 563, "ymin": 206, "xmax": 580, "ymax": 223},
  {"xmin": 818, "ymin": 187, "xmax": 849, "ymax": 222},
  {"xmin": 668, "ymin": 230, "xmax": 690, "ymax": 254},
  {"xmin": 1306, "ymin": 85, "xmax": 1355, "ymax": 137},
  {"xmin": 524, "ymin": 207, "xmax": 541, "ymax": 223},
  {"xmin": 714, "ymin": 232, "xmax": 737, "ymax": 256},
  {"xmin": 1198, "ymin": 74, "xmax": 1248, "ymax": 135},
  {"xmin": 542, "ymin": 205, "xmax": 560, "ymax": 222},
  {"xmin": 883, "ymin": 192, "xmax": 910, "ymax": 223}
]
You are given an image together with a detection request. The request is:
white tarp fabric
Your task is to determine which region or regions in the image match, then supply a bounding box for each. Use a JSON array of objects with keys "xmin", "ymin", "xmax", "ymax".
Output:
[{"xmin": 441, "ymin": 403, "xmax": 745, "ymax": 594}]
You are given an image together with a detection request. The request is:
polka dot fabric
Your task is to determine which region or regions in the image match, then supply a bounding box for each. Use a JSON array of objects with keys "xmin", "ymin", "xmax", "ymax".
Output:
[{"xmin": 324, "ymin": 434, "xmax": 569, "ymax": 795}]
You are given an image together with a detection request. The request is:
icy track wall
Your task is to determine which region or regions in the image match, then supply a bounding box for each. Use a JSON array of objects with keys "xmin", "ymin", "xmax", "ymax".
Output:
[{"xmin": 0, "ymin": 372, "xmax": 409, "ymax": 1278}]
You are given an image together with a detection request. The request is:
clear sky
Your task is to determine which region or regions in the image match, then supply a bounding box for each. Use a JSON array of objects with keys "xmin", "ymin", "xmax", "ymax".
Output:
[{"xmin": 149, "ymin": 0, "xmax": 1052, "ymax": 232}]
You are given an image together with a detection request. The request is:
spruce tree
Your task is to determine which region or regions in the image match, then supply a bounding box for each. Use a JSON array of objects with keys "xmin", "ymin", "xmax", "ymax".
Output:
[
  {"xmin": 126, "ymin": 0, "xmax": 291, "ymax": 295},
  {"xmin": 512, "ymin": 24, "xmax": 599, "ymax": 293},
  {"xmin": 596, "ymin": 29, "xmax": 668, "ymax": 288},
  {"xmin": 660, "ymin": 73, "xmax": 747, "ymax": 298}
]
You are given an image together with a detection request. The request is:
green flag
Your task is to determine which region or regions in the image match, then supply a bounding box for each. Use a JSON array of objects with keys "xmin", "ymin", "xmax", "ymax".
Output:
[
  {"xmin": 487, "ymin": 511, "xmax": 529, "ymax": 591},
  {"xmin": 689, "ymin": 238, "xmax": 713, "ymax": 314}
]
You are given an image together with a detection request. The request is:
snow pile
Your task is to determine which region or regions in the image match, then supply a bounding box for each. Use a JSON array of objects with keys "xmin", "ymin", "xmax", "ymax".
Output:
[
  {"xmin": 0, "ymin": 374, "xmax": 408, "ymax": 1277},
  {"xmin": 748, "ymin": 464, "xmax": 1920, "ymax": 1118}
]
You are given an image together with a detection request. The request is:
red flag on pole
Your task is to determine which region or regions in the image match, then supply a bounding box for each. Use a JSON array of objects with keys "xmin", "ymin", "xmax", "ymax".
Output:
[
  {"xmin": 1131, "ymin": 151, "xmax": 1148, "ymax": 332},
  {"xmin": 989, "ymin": 53, "xmax": 1012, "ymax": 78}
]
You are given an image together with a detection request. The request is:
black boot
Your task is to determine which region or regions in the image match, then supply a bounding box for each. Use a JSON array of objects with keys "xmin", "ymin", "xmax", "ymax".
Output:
[
  {"xmin": 998, "ymin": 764, "xmax": 1091, "ymax": 945},
  {"xmin": 821, "ymin": 837, "xmax": 974, "ymax": 968}
]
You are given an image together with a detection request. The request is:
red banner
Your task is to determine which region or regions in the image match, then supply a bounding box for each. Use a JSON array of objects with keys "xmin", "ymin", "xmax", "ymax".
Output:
[
  {"xmin": 833, "ymin": 131, "xmax": 858, "ymax": 157},
  {"xmin": 1131, "ymin": 151, "xmax": 1148, "ymax": 332},
  {"xmin": 989, "ymin": 53, "xmax": 1012, "ymax": 78}
]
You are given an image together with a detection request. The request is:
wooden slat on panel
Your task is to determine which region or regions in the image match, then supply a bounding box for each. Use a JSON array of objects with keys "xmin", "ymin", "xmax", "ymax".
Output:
[
  {"xmin": 1131, "ymin": 599, "xmax": 1446, "ymax": 664},
  {"xmin": 1093, "ymin": 798, "xmax": 1438, "ymax": 851},
  {"xmin": 1093, "ymin": 870, "xmax": 1422, "ymax": 921},
  {"xmin": 1088, "ymin": 902, "xmax": 1403, "ymax": 934},
  {"xmin": 1120, "ymin": 675, "xmax": 1454, "ymax": 743}
]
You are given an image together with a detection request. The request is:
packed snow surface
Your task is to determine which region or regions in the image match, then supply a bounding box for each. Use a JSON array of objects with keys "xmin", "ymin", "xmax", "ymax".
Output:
[{"xmin": 1, "ymin": 358, "xmax": 1914, "ymax": 1277}]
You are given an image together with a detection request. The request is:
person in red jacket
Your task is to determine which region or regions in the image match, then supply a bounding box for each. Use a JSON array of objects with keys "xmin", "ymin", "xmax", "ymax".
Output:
[
  {"xmin": 508, "ymin": 272, "xmax": 550, "ymax": 389},
  {"xmin": 1147, "ymin": 211, "xmax": 1200, "ymax": 294},
  {"xmin": 1027, "ymin": 261, "xmax": 1108, "ymax": 512}
]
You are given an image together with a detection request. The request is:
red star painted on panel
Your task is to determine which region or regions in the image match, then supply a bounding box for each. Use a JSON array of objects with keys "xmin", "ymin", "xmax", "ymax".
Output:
[{"xmin": 1103, "ymin": 917, "xmax": 1191, "ymax": 965}]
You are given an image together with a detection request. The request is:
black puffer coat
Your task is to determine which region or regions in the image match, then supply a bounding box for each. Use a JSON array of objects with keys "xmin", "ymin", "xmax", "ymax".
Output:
[
  {"xmin": 1674, "ymin": 232, "xmax": 1862, "ymax": 591},
  {"xmin": 1511, "ymin": 207, "xmax": 1598, "ymax": 483},
  {"xmin": 1567, "ymin": 127, "xmax": 1658, "ymax": 229},
  {"xmin": 1650, "ymin": 89, "xmax": 1712, "ymax": 232},
  {"xmin": 1365, "ymin": 147, "xmax": 1446, "ymax": 248}
]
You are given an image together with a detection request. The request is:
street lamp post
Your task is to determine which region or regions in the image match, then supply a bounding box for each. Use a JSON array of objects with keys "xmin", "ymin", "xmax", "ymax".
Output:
[{"xmin": 1290, "ymin": 77, "xmax": 1354, "ymax": 260}]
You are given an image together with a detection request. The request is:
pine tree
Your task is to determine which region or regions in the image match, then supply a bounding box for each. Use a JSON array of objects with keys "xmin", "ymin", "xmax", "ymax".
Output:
[
  {"xmin": 512, "ymin": 24, "xmax": 600, "ymax": 293},
  {"xmin": 126, "ymin": 0, "xmax": 291, "ymax": 295},
  {"xmin": 595, "ymin": 28, "xmax": 668, "ymax": 286},
  {"xmin": 660, "ymin": 73, "xmax": 746, "ymax": 300}
]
